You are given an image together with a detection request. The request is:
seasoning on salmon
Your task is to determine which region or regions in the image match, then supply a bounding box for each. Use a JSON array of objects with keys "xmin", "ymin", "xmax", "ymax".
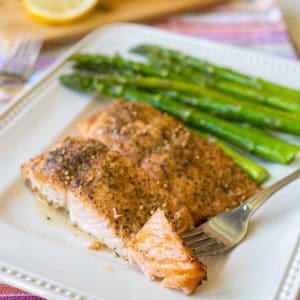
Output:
[
  {"xmin": 78, "ymin": 99, "xmax": 259, "ymax": 225},
  {"xmin": 131, "ymin": 209, "xmax": 207, "ymax": 294},
  {"xmin": 21, "ymin": 137, "xmax": 205, "ymax": 294}
]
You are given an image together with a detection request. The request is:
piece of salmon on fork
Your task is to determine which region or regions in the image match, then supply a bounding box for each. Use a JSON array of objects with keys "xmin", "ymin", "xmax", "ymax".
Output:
[
  {"xmin": 132, "ymin": 209, "xmax": 207, "ymax": 294},
  {"xmin": 21, "ymin": 137, "xmax": 206, "ymax": 294}
]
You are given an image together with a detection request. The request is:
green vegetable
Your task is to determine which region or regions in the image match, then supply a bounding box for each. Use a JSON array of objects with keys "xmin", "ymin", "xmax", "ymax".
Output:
[
  {"xmin": 71, "ymin": 52, "xmax": 300, "ymax": 113},
  {"xmin": 189, "ymin": 128, "xmax": 270, "ymax": 183},
  {"xmin": 146, "ymin": 52, "xmax": 300, "ymax": 112},
  {"xmin": 70, "ymin": 53, "xmax": 172, "ymax": 78},
  {"xmin": 131, "ymin": 44, "xmax": 300, "ymax": 102},
  {"xmin": 60, "ymin": 73, "xmax": 299, "ymax": 164},
  {"xmin": 70, "ymin": 53, "xmax": 300, "ymax": 133},
  {"xmin": 156, "ymin": 89, "xmax": 300, "ymax": 136}
]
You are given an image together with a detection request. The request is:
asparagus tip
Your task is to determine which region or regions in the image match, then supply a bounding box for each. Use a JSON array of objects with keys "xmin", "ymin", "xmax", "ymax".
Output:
[
  {"xmin": 130, "ymin": 44, "xmax": 155, "ymax": 55},
  {"xmin": 256, "ymin": 169, "xmax": 270, "ymax": 184}
]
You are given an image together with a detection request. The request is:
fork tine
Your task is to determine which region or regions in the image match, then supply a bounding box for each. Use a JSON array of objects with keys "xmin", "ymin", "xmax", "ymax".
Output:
[
  {"xmin": 188, "ymin": 237, "xmax": 218, "ymax": 250},
  {"xmin": 11, "ymin": 36, "xmax": 29, "ymax": 57},
  {"xmin": 7, "ymin": 35, "xmax": 27, "ymax": 58},
  {"xmin": 18, "ymin": 38, "xmax": 41, "ymax": 70},
  {"xmin": 195, "ymin": 242, "xmax": 226, "ymax": 257},
  {"xmin": 22, "ymin": 39, "xmax": 42, "ymax": 76},
  {"xmin": 15, "ymin": 38, "xmax": 33, "ymax": 74},
  {"xmin": 15, "ymin": 37, "xmax": 35, "ymax": 61},
  {"xmin": 182, "ymin": 230, "xmax": 208, "ymax": 242},
  {"xmin": 28, "ymin": 39, "xmax": 42, "ymax": 63},
  {"xmin": 184, "ymin": 233, "xmax": 212, "ymax": 246},
  {"xmin": 181, "ymin": 225, "xmax": 206, "ymax": 238},
  {"xmin": 14, "ymin": 41, "xmax": 30, "ymax": 73},
  {"xmin": 1, "ymin": 36, "xmax": 25, "ymax": 70},
  {"xmin": 0, "ymin": 35, "xmax": 42, "ymax": 84},
  {"xmin": 3, "ymin": 36, "xmax": 29, "ymax": 73}
]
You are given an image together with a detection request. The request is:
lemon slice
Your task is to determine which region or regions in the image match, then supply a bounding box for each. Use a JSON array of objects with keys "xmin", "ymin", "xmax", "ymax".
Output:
[{"xmin": 23, "ymin": 0, "xmax": 98, "ymax": 24}]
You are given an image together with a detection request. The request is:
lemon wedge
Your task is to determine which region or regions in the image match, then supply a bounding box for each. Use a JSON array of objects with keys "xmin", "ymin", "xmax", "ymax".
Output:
[{"xmin": 23, "ymin": 0, "xmax": 98, "ymax": 24}]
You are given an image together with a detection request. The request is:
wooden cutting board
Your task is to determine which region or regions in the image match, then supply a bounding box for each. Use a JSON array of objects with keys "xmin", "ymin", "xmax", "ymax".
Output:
[{"xmin": 0, "ymin": 0, "xmax": 224, "ymax": 46}]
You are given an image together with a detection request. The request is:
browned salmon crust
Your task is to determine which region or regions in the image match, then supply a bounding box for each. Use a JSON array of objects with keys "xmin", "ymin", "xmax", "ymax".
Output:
[
  {"xmin": 22, "ymin": 137, "xmax": 193, "ymax": 241},
  {"xmin": 78, "ymin": 99, "xmax": 259, "ymax": 225},
  {"xmin": 21, "ymin": 137, "xmax": 204, "ymax": 294},
  {"xmin": 132, "ymin": 209, "xmax": 207, "ymax": 294}
]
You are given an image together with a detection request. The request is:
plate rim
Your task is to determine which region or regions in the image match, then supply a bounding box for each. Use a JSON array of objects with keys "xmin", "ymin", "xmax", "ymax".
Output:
[
  {"xmin": 0, "ymin": 23, "xmax": 299, "ymax": 299},
  {"xmin": 0, "ymin": 260, "xmax": 98, "ymax": 300}
]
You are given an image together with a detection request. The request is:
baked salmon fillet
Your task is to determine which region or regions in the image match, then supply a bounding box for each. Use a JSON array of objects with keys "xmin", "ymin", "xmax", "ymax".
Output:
[
  {"xmin": 78, "ymin": 99, "xmax": 259, "ymax": 225},
  {"xmin": 21, "ymin": 137, "xmax": 204, "ymax": 293}
]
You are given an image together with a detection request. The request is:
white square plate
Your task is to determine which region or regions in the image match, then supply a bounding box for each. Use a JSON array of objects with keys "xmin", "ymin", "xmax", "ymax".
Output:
[{"xmin": 0, "ymin": 24, "xmax": 299, "ymax": 300}]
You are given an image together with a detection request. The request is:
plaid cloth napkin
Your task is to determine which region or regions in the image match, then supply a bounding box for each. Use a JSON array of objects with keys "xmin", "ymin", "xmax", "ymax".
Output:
[{"xmin": 0, "ymin": 0, "xmax": 297, "ymax": 298}]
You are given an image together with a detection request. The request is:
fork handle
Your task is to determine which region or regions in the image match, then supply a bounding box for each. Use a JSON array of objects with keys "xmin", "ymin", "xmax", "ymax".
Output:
[{"xmin": 247, "ymin": 168, "xmax": 300, "ymax": 216}]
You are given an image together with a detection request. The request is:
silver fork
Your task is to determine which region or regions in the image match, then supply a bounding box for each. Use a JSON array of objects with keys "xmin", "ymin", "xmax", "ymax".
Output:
[
  {"xmin": 0, "ymin": 35, "xmax": 42, "ymax": 86},
  {"xmin": 182, "ymin": 168, "xmax": 300, "ymax": 257}
]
